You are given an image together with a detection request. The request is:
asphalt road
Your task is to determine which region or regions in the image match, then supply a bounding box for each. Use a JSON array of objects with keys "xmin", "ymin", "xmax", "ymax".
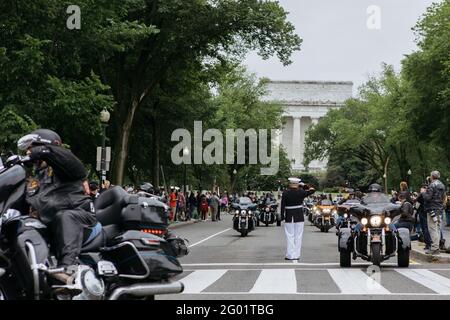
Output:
[{"xmin": 159, "ymin": 213, "xmax": 450, "ymax": 300}]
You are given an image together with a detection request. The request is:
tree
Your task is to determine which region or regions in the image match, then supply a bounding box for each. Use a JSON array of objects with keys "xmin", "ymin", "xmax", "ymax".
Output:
[
  {"xmin": 90, "ymin": 0, "xmax": 302, "ymax": 185},
  {"xmin": 304, "ymin": 65, "xmax": 443, "ymax": 191},
  {"xmin": 402, "ymin": 0, "xmax": 450, "ymax": 161}
]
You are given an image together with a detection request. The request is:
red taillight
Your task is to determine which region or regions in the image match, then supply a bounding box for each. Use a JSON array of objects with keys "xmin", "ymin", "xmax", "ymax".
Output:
[{"xmin": 141, "ymin": 228, "xmax": 166, "ymax": 236}]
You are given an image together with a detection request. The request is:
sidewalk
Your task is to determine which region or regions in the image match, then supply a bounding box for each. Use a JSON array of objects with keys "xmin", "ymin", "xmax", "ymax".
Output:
[{"xmin": 410, "ymin": 226, "xmax": 450, "ymax": 263}]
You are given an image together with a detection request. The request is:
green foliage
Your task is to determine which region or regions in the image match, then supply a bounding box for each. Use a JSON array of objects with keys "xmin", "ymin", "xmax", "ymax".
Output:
[
  {"xmin": 402, "ymin": 0, "xmax": 450, "ymax": 161},
  {"xmin": 305, "ymin": 62, "xmax": 450, "ymax": 191}
]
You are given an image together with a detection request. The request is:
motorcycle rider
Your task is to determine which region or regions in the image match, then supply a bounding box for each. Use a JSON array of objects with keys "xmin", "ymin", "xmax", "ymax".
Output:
[
  {"xmin": 17, "ymin": 129, "xmax": 97, "ymax": 285},
  {"xmin": 421, "ymin": 171, "xmax": 447, "ymax": 255},
  {"xmin": 281, "ymin": 177, "xmax": 316, "ymax": 260},
  {"xmin": 353, "ymin": 183, "xmax": 385, "ymax": 233}
]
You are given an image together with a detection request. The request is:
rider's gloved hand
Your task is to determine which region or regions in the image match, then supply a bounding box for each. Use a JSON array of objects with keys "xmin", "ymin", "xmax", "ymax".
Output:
[{"xmin": 28, "ymin": 145, "xmax": 50, "ymax": 161}]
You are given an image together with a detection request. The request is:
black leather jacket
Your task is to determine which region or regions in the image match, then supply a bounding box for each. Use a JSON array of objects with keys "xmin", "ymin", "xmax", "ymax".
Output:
[
  {"xmin": 422, "ymin": 179, "xmax": 446, "ymax": 212},
  {"xmin": 26, "ymin": 145, "xmax": 92, "ymax": 225}
]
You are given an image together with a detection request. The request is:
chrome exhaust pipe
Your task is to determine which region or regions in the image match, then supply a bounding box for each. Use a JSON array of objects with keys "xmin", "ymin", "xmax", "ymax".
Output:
[{"xmin": 108, "ymin": 281, "xmax": 184, "ymax": 300}]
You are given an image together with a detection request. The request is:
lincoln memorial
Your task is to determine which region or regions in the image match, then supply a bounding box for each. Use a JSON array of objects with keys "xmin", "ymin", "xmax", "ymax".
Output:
[{"xmin": 264, "ymin": 81, "xmax": 353, "ymax": 172}]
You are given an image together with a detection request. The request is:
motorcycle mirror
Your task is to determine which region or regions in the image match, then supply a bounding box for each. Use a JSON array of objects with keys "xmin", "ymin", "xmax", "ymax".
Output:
[{"xmin": 5, "ymin": 155, "xmax": 20, "ymax": 167}]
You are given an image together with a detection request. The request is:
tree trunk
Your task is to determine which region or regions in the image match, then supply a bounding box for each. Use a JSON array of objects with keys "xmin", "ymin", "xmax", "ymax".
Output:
[
  {"xmin": 152, "ymin": 116, "xmax": 160, "ymax": 187},
  {"xmin": 113, "ymin": 98, "xmax": 139, "ymax": 186}
]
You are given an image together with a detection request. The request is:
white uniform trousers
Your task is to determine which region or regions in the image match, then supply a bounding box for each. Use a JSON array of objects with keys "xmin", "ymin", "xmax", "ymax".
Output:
[{"xmin": 284, "ymin": 219, "xmax": 304, "ymax": 260}]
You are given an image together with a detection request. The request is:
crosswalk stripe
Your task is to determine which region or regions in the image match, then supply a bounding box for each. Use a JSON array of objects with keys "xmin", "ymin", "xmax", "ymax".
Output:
[
  {"xmin": 327, "ymin": 269, "xmax": 390, "ymax": 295},
  {"xmin": 250, "ymin": 269, "xmax": 297, "ymax": 293},
  {"xmin": 179, "ymin": 270, "xmax": 227, "ymax": 293},
  {"xmin": 395, "ymin": 269, "xmax": 450, "ymax": 294}
]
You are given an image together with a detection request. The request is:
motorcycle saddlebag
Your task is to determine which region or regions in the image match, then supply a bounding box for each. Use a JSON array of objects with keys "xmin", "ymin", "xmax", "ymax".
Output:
[
  {"xmin": 102, "ymin": 231, "xmax": 183, "ymax": 280},
  {"xmin": 121, "ymin": 196, "xmax": 168, "ymax": 231}
]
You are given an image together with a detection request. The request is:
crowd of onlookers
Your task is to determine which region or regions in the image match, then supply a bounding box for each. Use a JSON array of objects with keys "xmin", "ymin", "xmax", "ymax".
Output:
[{"xmin": 83, "ymin": 172, "xmax": 450, "ymax": 255}]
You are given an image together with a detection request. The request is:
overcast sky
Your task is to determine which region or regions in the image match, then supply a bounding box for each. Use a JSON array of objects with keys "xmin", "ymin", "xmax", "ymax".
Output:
[{"xmin": 244, "ymin": 0, "xmax": 439, "ymax": 94}]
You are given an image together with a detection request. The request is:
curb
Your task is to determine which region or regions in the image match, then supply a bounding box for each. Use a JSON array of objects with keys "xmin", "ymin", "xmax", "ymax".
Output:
[
  {"xmin": 168, "ymin": 219, "xmax": 199, "ymax": 229},
  {"xmin": 410, "ymin": 243, "xmax": 450, "ymax": 264}
]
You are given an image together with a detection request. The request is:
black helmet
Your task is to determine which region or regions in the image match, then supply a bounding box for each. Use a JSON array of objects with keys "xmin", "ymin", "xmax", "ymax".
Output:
[
  {"xmin": 17, "ymin": 129, "xmax": 62, "ymax": 151},
  {"xmin": 368, "ymin": 183, "xmax": 383, "ymax": 193},
  {"xmin": 139, "ymin": 182, "xmax": 154, "ymax": 193}
]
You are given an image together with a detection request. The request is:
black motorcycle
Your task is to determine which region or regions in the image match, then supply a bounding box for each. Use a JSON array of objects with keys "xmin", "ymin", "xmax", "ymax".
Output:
[
  {"xmin": 0, "ymin": 155, "xmax": 186, "ymax": 300},
  {"xmin": 259, "ymin": 201, "xmax": 281, "ymax": 227},
  {"xmin": 231, "ymin": 197, "xmax": 257, "ymax": 237},
  {"xmin": 338, "ymin": 193, "xmax": 410, "ymax": 268}
]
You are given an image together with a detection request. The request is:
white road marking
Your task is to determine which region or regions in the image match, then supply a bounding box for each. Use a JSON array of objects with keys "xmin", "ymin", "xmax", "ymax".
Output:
[
  {"xmin": 179, "ymin": 270, "xmax": 227, "ymax": 294},
  {"xmin": 328, "ymin": 269, "xmax": 390, "ymax": 295},
  {"xmin": 182, "ymin": 262, "xmax": 420, "ymax": 267},
  {"xmin": 173, "ymin": 292, "xmax": 450, "ymax": 296},
  {"xmin": 395, "ymin": 269, "xmax": 450, "ymax": 294},
  {"xmin": 250, "ymin": 269, "xmax": 297, "ymax": 293},
  {"xmin": 188, "ymin": 228, "xmax": 232, "ymax": 248}
]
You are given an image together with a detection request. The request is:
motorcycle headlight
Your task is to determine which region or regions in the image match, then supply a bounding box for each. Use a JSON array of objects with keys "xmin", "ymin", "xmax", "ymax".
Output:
[
  {"xmin": 343, "ymin": 213, "xmax": 348, "ymax": 218},
  {"xmin": 235, "ymin": 210, "xmax": 239, "ymax": 214},
  {"xmin": 265, "ymin": 208, "xmax": 270, "ymax": 212},
  {"xmin": 240, "ymin": 210, "xmax": 246, "ymax": 215},
  {"xmin": 361, "ymin": 218, "xmax": 368, "ymax": 225},
  {"xmin": 370, "ymin": 215, "xmax": 382, "ymax": 227},
  {"xmin": 384, "ymin": 217, "xmax": 391, "ymax": 225},
  {"xmin": 323, "ymin": 209, "xmax": 331, "ymax": 214},
  {"xmin": 332, "ymin": 209, "xmax": 337, "ymax": 215}
]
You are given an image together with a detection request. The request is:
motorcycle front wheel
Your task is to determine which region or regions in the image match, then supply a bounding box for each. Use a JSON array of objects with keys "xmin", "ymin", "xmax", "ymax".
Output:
[
  {"xmin": 240, "ymin": 230, "xmax": 248, "ymax": 237},
  {"xmin": 397, "ymin": 246, "xmax": 410, "ymax": 268},
  {"xmin": 371, "ymin": 243, "xmax": 382, "ymax": 266}
]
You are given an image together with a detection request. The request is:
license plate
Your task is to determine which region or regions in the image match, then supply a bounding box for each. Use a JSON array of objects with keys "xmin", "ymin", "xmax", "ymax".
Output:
[{"xmin": 372, "ymin": 235, "xmax": 380, "ymax": 241}]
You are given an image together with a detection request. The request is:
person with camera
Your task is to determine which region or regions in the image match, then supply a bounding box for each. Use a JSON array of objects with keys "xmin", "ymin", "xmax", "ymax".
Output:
[{"xmin": 421, "ymin": 171, "xmax": 447, "ymax": 255}]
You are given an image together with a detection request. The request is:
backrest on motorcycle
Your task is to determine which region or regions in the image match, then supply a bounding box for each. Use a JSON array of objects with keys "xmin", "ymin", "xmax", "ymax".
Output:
[
  {"xmin": 95, "ymin": 186, "xmax": 129, "ymax": 226},
  {"xmin": 121, "ymin": 196, "xmax": 168, "ymax": 231}
]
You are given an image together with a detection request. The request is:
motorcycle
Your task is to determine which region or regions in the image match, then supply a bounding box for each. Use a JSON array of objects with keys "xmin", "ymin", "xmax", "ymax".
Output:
[
  {"xmin": 259, "ymin": 201, "xmax": 281, "ymax": 227},
  {"xmin": 0, "ymin": 155, "xmax": 185, "ymax": 300},
  {"xmin": 337, "ymin": 193, "xmax": 411, "ymax": 268},
  {"xmin": 312, "ymin": 200, "xmax": 337, "ymax": 232},
  {"xmin": 231, "ymin": 197, "xmax": 257, "ymax": 237}
]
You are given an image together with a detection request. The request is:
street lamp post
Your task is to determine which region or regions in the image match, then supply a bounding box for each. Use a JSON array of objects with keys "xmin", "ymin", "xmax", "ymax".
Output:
[
  {"xmin": 407, "ymin": 169, "xmax": 412, "ymax": 189},
  {"xmin": 100, "ymin": 108, "xmax": 110, "ymax": 189},
  {"xmin": 183, "ymin": 146, "xmax": 190, "ymax": 194}
]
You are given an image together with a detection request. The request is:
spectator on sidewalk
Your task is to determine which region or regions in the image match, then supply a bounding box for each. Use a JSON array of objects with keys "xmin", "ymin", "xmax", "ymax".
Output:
[
  {"xmin": 210, "ymin": 192, "xmax": 220, "ymax": 222},
  {"xmin": 200, "ymin": 196, "xmax": 209, "ymax": 221},
  {"xmin": 416, "ymin": 185, "xmax": 432, "ymax": 250},
  {"xmin": 178, "ymin": 191, "xmax": 186, "ymax": 221},
  {"xmin": 169, "ymin": 188, "xmax": 177, "ymax": 222},
  {"xmin": 220, "ymin": 193, "xmax": 229, "ymax": 215},
  {"xmin": 188, "ymin": 191, "xmax": 197, "ymax": 220},
  {"xmin": 422, "ymin": 171, "xmax": 447, "ymax": 255},
  {"xmin": 445, "ymin": 194, "xmax": 450, "ymax": 227},
  {"xmin": 400, "ymin": 181, "xmax": 413, "ymax": 203}
]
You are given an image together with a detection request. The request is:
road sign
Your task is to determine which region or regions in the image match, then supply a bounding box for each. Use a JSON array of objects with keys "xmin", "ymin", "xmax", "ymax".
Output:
[{"xmin": 96, "ymin": 147, "xmax": 111, "ymax": 171}]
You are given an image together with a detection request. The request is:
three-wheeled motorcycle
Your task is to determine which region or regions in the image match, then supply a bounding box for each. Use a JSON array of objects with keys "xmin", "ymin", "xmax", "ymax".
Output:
[
  {"xmin": 231, "ymin": 197, "xmax": 257, "ymax": 236},
  {"xmin": 338, "ymin": 191, "xmax": 411, "ymax": 268}
]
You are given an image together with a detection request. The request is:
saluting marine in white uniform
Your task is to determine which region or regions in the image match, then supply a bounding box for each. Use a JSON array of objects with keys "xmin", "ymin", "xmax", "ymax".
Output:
[{"xmin": 281, "ymin": 177, "xmax": 316, "ymax": 260}]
